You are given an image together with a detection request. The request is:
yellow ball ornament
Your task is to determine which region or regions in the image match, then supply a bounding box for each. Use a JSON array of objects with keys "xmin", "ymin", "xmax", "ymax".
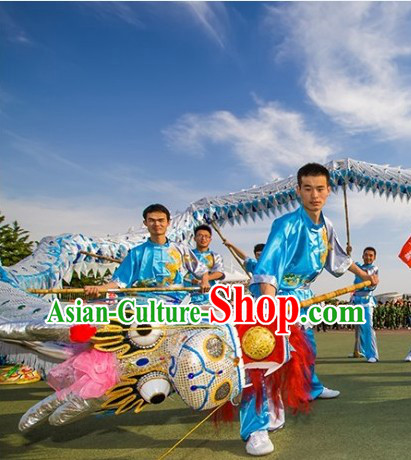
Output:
[{"xmin": 241, "ymin": 326, "xmax": 276, "ymax": 360}]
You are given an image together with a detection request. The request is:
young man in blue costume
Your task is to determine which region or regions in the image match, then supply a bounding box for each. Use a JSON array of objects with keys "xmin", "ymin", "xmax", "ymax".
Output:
[
  {"xmin": 351, "ymin": 247, "xmax": 379, "ymax": 363},
  {"xmin": 85, "ymin": 204, "xmax": 210, "ymax": 299},
  {"xmin": 224, "ymin": 240, "xmax": 287, "ymax": 439},
  {"xmin": 242, "ymin": 163, "xmax": 379, "ymax": 456},
  {"xmin": 184, "ymin": 224, "xmax": 225, "ymax": 305}
]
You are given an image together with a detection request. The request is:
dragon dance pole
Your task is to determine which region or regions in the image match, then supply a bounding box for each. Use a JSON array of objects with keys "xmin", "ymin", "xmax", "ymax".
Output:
[
  {"xmin": 27, "ymin": 286, "xmax": 201, "ymax": 295},
  {"xmin": 210, "ymin": 221, "xmax": 251, "ymax": 278},
  {"xmin": 28, "ymin": 281, "xmax": 371, "ymax": 299},
  {"xmin": 342, "ymin": 183, "xmax": 352, "ymax": 256},
  {"xmin": 79, "ymin": 250, "xmax": 122, "ymax": 264},
  {"xmin": 300, "ymin": 281, "xmax": 371, "ymax": 307}
]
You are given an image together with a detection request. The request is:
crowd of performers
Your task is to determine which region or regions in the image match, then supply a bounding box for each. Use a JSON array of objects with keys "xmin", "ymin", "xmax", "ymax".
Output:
[{"xmin": 0, "ymin": 162, "xmax": 410, "ymax": 457}]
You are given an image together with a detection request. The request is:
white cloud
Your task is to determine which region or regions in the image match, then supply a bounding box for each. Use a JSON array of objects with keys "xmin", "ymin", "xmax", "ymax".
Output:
[
  {"xmin": 271, "ymin": 2, "xmax": 411, "ymax": 139},
  {"xmin": 0, "ymin": 195, "xmax": 139, "ymax": 242},
  {"xmin": 185, "ymin": 2, "xmax": 229, "ymax": 49},
  {"xmin": 0, "ymin": 5, "xmax": 32, "ymax": 45},
  {"xmin": 0, "ymin": 174, "xmax": 222, "ymax": 242},
  {"xmin": 82, "ymin": 2, "xmax": 230, "ymax": 48},
  {"xmin": 0, "ymin": 170, "xmax": 226, "ymax": 242},
  {"xmin": 107, "ymin": 164, "xmax": 221, "ymax": 209},
  {"xmin": 6, "ymin": 131, "xmax": 86, "ymax": 173},
  {"xmin": 82, "ymin": 2, "xmax": 143, "ymax": 28},
  {"xmin": 164, "ymin": 102, "xmax": 333, "ymax": 180},
  {"xmin": 328, "ymin": 189, "xmax": 411, "ymax": 230}
]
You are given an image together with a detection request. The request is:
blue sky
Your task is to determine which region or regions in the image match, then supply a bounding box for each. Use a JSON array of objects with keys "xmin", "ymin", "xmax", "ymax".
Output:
[{"xmin": 1, "ymin": 2, "xmax": 410, "ymax": 295}]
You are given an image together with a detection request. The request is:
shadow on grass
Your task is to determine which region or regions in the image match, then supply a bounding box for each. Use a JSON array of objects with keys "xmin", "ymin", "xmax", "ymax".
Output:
[
  {"xmin": 0, "ymin": 386, "xmax": 52, "ymax": 402},
  {"xmin": 1, "ymin": 399, "xmax": 410, "ymax": 460},
  {"xmin": 1, "ymin": 406, "xmax": 200, "ymax": 440},
  {"xmin": 317, "ymin": 357, "xmax": 411, "ymax": 364},
  {"xmin": 0, "ymin": 406, "xmax": 247, "ymax": 459}
]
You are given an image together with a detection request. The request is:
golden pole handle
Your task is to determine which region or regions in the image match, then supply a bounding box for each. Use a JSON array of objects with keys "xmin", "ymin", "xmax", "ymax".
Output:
[
  {"xmin": 300, "ymin": 281, "xmax": 371, "ymax": 307},
  {"xmin": 28, "ymin": 286, "xmax": 200, "ymax": 295}
]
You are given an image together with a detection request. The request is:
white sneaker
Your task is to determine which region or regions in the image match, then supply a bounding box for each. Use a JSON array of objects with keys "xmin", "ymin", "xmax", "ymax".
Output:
[
  {"xmin": 367, "ymin": 357, "xmax": 377, "ymax": 363},
  {"xmin": 246, "ymin": 430, "xmax": 274, "ymax": 456},
  {"xmin": 405, "ymin": 352, "xmax": 411, "ymax": 362},
  {"xmin": 318, "ymin": 387, "xmax": 340, "ymax": 399}
]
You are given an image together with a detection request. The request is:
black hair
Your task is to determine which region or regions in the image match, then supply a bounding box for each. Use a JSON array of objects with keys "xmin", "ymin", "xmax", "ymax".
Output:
[
  {"xmin": 194, "ymin": 224, "xmax": 212, "ymax": 236},
  {"xmin": 254, "ymin": 243, "xmax": 265, "ymax": 254},
  {"xmin": 297, "ymin": 163, "xmax": 330, "ymax": 187},
  {"xmin": 143, "ymin": 204, "xmax": 171, "ymax": 221},
  {"xmin": 363, "ymin": 246, "xmax": 377, "ymax": 256}
]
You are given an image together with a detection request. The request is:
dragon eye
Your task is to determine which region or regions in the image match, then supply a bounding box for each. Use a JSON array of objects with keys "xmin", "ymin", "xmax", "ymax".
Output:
[
  {"xmin": 137, "ymin": 371, "xmax": 171, "ymax": 404},
  {"xmin": 128, "ymin": 323, "xmax": 163, "ymax": 348}
]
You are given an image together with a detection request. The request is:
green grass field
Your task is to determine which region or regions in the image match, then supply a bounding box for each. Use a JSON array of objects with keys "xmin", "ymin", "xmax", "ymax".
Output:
[{"xmin": 1, "ymin": 330, "xmax": 410, "ymax": 460}]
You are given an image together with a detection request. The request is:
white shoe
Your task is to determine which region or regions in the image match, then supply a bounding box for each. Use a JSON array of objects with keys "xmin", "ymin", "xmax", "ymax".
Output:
[
  {"xmin": 405, "ymin": 353, "xmax": 411, "ymax": 362},
  {"xmin": 367, "ymin": 357, "xmax": 377, "ymax": 363},
  {"xmin": 318, "ymin": 387, "xmax": 340, "ymax": 399},
  {"xmin": 246, "ymin": 430, "xmax": 274, "ymax": 456}
]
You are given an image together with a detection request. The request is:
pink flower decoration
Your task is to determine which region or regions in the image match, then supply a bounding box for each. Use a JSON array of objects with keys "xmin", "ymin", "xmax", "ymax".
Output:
[{"xmin": 48, "ymin": 348, "xmax": 119, "ymax": 400}]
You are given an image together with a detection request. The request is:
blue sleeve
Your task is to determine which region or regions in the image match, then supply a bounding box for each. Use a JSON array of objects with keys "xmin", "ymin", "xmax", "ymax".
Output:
[
  {"xmin": 249, "ymin": 218, "xmax": 289, "ymax": 291},
  {"xmin": 244, "ymin": 258, "xmax": 257, "ymax": 274},
  {"xmin": 353, "ymin": 262, "xmax": 362, "ymax": 284},
  {"xmin": 111, "ymin": 248, "xmax": 140, "ymax": 288}
]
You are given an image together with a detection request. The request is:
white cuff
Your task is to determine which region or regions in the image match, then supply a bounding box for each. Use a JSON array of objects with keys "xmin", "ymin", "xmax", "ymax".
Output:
[
  {"xmin": 249, "ymin": 274, "xmax": 278, "ymax": 289},
  {"xmin": 111, "ymin": 278, "xmax": 127, "ymax": 288},
  {"xmin": 334, "ymin": 257, "xmax": 353, "ymax": 275}
]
